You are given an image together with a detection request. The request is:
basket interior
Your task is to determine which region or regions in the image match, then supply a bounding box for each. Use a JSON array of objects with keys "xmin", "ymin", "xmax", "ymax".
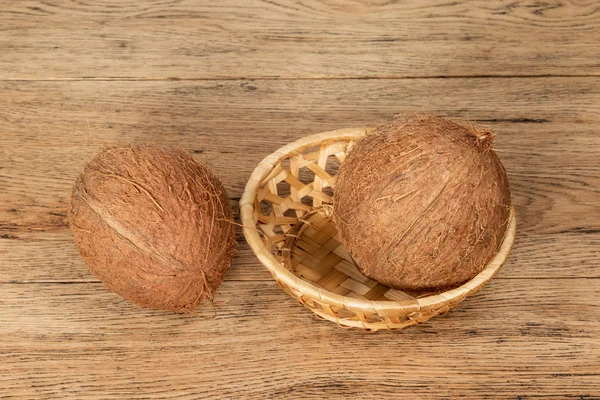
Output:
[{"xmin": 252, "ymin": 138, "xmax": 443, "ymax": 305}]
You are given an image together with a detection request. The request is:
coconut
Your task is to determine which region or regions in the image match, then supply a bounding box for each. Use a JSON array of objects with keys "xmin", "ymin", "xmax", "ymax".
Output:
[
  {"xmin": 333, "ymin": 115, "xmax": 511, "ymax": 291},
  {"xmin": 68, "ymin": 144, "xmax": 236, "ymax": 312}
]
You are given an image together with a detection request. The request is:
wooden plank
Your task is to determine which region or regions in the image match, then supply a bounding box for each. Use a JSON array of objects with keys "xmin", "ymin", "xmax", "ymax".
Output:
[
  {"xmin": 0, "ymin": 0, "xmax": 599, "ymax": 80},
  {"xmin": 0, "ymin": 78, "xmax": 597, "ymax": 199},
  {"xmin": 0, "ymin": 279, "xmax": 598, "ymax": 399},
  {"xmin": 1, "ymin": 78, "xmax": 599, "ymax": 283},
  {"xmin": 1, "ymin": 230, "xmax": 599, "ymax": 283}
]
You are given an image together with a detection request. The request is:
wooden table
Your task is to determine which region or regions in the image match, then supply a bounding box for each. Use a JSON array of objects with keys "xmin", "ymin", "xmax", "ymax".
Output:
[{"xmin": 1, "ymin": 1, "xmax": 598, "ymax": 398}]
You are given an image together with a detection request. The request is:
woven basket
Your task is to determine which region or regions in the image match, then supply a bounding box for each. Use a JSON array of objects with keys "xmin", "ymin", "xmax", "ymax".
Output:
[{"xmin": 240, "ymin": 128, "xmax": 516, "ymax": 332}]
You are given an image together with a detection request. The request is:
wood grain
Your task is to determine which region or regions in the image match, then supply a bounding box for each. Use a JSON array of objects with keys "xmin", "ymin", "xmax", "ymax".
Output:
[
  {"xmin": 1, "ymin": 1, "xmax": 599, "ymax": 397},
  {"xmin": 2, "ymin": 229, "xmax": 600, "ymax": 284},
  {"xmin": 1, "ymin": 78, "xmax": 599, "ymax": 285},
  {"xmin": 0, "ymin": 77, "xmax": 598, "ymax": 397},
  {"xmin": 1, "ymin": 0, "xmax": 599, "ymax": 80},
  {"xmin": 0, "ymin": 280, "xmax": 598, "ymax": 399}
]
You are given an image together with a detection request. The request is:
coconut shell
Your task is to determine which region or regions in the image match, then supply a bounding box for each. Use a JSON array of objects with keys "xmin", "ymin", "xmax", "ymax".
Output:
[
  {"xmin": 68, "ymin": 144, "xmax": 236, "ymax": 312},
  {"xmin": 333, "ymin": 115, "xmax": 511, "ymax": 291}
]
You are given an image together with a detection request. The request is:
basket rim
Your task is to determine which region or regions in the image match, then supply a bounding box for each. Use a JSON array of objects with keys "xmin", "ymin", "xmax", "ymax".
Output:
[{"xmin": 240, "ymin": 128, "xmax": 516, "ymax": 314}]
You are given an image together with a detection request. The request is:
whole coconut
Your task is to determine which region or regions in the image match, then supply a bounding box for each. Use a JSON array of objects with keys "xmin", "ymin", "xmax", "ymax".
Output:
[
  {"xmin": 333, "ymin": 115, "xmax": 511, "ymax": 291},
  {"xmin": 69, "ymin": 144, "xmax": 236, "ymax": 312}
]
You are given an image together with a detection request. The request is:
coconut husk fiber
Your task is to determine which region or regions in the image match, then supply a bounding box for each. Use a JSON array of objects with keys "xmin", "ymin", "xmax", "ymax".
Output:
[
  {"xmin": 69, "ymin": 144, "xmax": 236, "ymax": 312},
  {"xmin": 333, "ymin": 115, "xmax": 512, "ymax": 291}
]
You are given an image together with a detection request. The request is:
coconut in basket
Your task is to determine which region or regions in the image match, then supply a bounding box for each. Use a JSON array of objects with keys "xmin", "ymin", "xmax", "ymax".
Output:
[{"xmin": 333, "ymin": 115, "xmax": 512, "ymax": 291}]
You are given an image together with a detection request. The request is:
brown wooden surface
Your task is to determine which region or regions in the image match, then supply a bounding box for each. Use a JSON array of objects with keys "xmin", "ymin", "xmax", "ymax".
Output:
[
  {"xmin": 1, "ymin": 1, "xmax": 599, "ymax": 399},
  {"xmin": 1, "ymin": 0, "xmax": 600, "ymax": 79}
]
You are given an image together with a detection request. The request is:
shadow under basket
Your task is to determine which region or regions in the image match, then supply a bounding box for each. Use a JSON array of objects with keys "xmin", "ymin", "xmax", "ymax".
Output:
[{"xmin": 240, "ymin": 128, "xmax": 516, "ymax": 332}]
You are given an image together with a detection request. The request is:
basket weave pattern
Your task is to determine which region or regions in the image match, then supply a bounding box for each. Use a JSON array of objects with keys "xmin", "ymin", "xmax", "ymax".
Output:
[{"xmin": 240, "ymin": 128, "xmax": 516, "ymax": 331}]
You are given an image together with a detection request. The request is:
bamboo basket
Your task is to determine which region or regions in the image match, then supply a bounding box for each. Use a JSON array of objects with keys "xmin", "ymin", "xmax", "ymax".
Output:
[{"xmin": 240, "ymin": 128, "xmax": 516, "ymax": 332}]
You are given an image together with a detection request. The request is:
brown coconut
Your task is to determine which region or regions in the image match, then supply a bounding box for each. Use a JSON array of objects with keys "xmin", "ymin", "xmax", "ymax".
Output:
[
  {"xmin": 68, "ymin": 144, "xmax": 236, "ymax": 312},
  {"xmin": 333, "ymin": 115, "xmax": 511, "ymax": 291}
]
